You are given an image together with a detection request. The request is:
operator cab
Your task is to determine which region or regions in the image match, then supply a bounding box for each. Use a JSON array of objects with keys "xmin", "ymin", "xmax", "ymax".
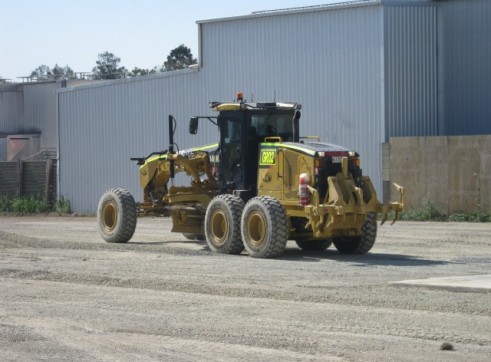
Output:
[
  {"xmin": 215, "ymin": 97, "xmax": 301, "ymax": 200},
  {"xmin": 190, "ymin": 94, "xmax": 301, "ymax": 201}
]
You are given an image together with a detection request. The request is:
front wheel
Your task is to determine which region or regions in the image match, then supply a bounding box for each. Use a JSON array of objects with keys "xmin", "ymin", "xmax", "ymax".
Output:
[
  {"xmin": 97, "ymin": 188, "xmax": 137, "ymax": 243},
  {"xmin": 333, "ymin": 213, "xmax": 377, "ymax": 254},
  {"xmin": 204, "ymin": 194, "xmax": 244, "ymax": 254},
  {"xmin": 241, "ymin": 196, "xmax": 288, "ymax": 258}
]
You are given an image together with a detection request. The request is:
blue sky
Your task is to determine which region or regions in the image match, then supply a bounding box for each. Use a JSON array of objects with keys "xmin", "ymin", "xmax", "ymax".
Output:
[{"xmin": 0, "ymin": 0, "xmax": 342, "ymax": 80}]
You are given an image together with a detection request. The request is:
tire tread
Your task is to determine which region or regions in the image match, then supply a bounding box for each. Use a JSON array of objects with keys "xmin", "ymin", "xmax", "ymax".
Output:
[{"xmin": 97, "ymin": 188, "xmax": 137, "ymax": 243}]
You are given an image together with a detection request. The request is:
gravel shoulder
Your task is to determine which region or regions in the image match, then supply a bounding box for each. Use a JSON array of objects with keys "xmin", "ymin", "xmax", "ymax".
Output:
[{"xmin": 1, "ymin": 216, "xmax": 490, "ymax": 361}]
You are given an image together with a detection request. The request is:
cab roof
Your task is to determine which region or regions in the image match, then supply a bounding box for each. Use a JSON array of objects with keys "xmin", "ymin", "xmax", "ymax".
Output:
[{"xmin": 211, "ymin": 101, "xmax": 301, "ymax": 112}]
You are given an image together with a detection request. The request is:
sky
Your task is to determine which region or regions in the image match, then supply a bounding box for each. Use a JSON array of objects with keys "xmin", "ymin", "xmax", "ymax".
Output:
[{"xmin": 0, "ymin": 0, "xmax": 344, "ymax": 81}]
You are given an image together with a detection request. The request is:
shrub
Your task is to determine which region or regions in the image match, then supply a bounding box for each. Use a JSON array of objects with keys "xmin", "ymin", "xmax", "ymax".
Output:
[
  {"xmin": 11, "ymin": 195, "xmax": 48, "ymax": 214},
  {"xmin": 54, "ymin": 196, "xmax": 71, "ymax": 214},
  {"xmin": 0, "ymin": 195, "xmax": 13, "ymax": 212},
  {"xmin": 0, "ymin": 194, "xmax": 71, "ymax": 215},
  {"xmin": 400, "ymin": 200, "xmax": 446, "ymax": 221},
  {"xmin": 448, "ymin": 212, "xmax": 491, "ymax": 222}
]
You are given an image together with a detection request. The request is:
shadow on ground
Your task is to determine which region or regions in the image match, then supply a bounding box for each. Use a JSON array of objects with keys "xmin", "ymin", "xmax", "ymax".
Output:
[{"xmin": 279, "ymin": 248, "xmax": 449, "ymax": 267}]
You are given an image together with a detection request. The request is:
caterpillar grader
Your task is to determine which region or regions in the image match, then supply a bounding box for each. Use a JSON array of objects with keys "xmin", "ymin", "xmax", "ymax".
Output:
[{"xmin": 97, "ymin": 93, "xmax": 405, "ymax": 258}]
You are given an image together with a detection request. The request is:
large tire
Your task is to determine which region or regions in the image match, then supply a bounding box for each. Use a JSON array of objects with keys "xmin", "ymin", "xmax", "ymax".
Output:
[
  {"xmin": 97, "ymin": 188, "xmax": 137, "ymax": 243},
  {"xmin": 333, "ymin": 212, "xmax": 377, "ymax": 254},
  {"xmin": 241, "ymin": 196, "xmax": 288, "ymax": 258},
  {"xmin": 204, "ymin": 194, "xmax": 244, "ymax": 254},
  {"xmin": 296, "ymin": 239, "xmax": 332, "ymax": 251}
]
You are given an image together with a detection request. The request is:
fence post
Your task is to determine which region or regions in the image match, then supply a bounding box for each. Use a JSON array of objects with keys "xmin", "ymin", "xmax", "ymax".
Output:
[
  {"xmin": 45, "ymin": 159, "xmax": 53, "ymax": 204},
  {"xmin": 17, "ymin": 160, "xmax": 24, "ymax": 197}
]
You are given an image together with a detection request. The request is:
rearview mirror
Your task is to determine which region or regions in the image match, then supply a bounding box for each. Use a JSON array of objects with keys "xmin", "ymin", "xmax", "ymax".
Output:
[{"xmin": 189, "ymin": 117, "xmax": 199, "ymax": 134}]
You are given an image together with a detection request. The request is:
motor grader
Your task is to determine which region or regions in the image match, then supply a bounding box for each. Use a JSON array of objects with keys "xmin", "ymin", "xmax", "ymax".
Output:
[{"xmin": 97, "ymin": 93, "xmax": 405, "ymax": 258}]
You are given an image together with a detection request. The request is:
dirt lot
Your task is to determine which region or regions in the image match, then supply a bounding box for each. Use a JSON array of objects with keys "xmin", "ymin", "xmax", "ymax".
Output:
[{"xmin": 0, "ymin": 216, "xmax": 490, "ymax": 361}]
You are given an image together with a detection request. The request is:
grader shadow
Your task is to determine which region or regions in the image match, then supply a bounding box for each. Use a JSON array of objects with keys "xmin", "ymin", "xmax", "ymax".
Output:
[
  {"xmin": 279, "ymin": 248, "xmax": 449, "ymax": 267},
  {"xmin": 127, "ymin": 239, "xmax": 448, "ymax": 266}
]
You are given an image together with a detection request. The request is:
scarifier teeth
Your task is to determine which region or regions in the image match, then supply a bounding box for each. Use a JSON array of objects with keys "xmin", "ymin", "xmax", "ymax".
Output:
[
  {"xmin": 391, "ymin": 210, "xmax": 399, "ymax": 225},
  {"xmin": 380, "ymin": 212, "xmax": 388, "ymax": 226}
]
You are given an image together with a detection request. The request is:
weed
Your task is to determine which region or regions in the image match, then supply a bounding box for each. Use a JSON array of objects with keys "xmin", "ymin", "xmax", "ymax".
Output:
[
  {"xmin": 0, "ymin": 195, "xmax": 13, "ymax": 212},
  {"xmin": 400, "ymin": 200, "xmax": 446, "ymax": 221},
  {"xmin": 11, "ymin": 195, "xmax": 48, "ymax": 215},
  {"xmin": 0, "ymin": 194, "xmax": 72, "ymax": 215},
  {"xmin": 54, "ymin": 196, "xmax": 71, "ymax": 214},
  {"xmin": 387, "ymin": 200, "xmax": 491, "ymax": 222},
  {"xmin": 448, "ymin": 212, "xmax": 491, "ymax": 222}
]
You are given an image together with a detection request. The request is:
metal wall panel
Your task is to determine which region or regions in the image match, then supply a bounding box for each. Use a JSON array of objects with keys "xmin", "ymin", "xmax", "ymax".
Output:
[
  {"xmin": 0, "ymin": 91, "xmax": 23, "ymax": 132},
  {"xmin": 384, "ymin": 3, "xmax": 438, "ymax": 138},
  {"xmin": 437, "ymin": 0, "xmax": 491, "ymax": 135},
  {"xmin": 58, "ymin": 69, "xmax": 211, "ymax": 212},
  {"xmin": 21, "ymin": 82, "xmax": 58, "ymax": 150}
]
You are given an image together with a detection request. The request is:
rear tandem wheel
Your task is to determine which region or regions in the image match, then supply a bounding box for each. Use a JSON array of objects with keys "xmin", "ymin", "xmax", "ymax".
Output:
[
  {"xmin": 204, "ymin": 194, "xmax": 245, "ymax": 254},
  {"xmin": 241, "ymin": 196, "xmax": 289, "ymax": 258}
]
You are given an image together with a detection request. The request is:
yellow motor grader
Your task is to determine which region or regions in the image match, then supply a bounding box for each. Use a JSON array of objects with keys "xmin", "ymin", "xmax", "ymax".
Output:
[{"xmin": 97, "ymin": 94, "xmax": 405, "ymax": 258}]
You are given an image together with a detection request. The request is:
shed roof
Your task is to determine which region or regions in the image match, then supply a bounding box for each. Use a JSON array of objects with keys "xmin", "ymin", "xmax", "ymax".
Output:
[
  {"xmin": 197, "ymin": 0, "xmax": 439, "ymax": 24},
  {"xmin": 196, "ymin": 1, "xmax": 381, "ymax": 24}
]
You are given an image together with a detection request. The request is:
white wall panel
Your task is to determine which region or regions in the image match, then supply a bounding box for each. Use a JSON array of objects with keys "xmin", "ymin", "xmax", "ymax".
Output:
[{"xmin": 58, "ymin": 70, "xmax": 211, "ymax": 212}]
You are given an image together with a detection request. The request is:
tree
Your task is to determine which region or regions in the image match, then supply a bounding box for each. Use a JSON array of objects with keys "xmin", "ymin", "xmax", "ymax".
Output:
[
  {"xmin": 92, "ymin": 51, "xmax": 127, "ymax": 80},
  {"xmin": 52, "ymin": 64, "xmax": 76, "ymax": 80},
  {"xmin": 162, "ymin": 44, "xmax": 197, "ymax": 71},
  {"xmin": 30, "ymin": 65, "xmax": 52, "ymax": 80},
  {"xmin": 29, "ymin": 64, "xmax": 76, "ymax": 81},
  {"xmin": 129, "ymin": 66, "xmax": 158, "ymax": 77}
]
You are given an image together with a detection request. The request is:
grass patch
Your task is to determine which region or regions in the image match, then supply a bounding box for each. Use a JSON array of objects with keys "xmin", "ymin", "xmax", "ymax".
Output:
[
  {"xmin": 0, "ymin": 194, "xmax": 71, "ymax": 215},
  {"xmin": 388, "ymin": 200, "xmax": 491, "ymax": 222},
  {"xmin": 11, "ymin": 195, "xmax": 48, "ymax": 214},
  {"xmin": 54, "ymin": 196, "xmax": 71, "ymax": 214},
  {"xmin": 0, "ymin": 195, "xmax": 13, "ymax": 213},
  {"xmin": 447, "ymin": 212, "xmax": 491, "ymax": 222},
  {"xmin": 400, "ymin": 200, "xmax": 446, "ymax": 221}
]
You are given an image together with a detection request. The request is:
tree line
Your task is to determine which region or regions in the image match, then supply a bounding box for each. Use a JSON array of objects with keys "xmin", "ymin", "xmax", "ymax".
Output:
[{"xmin": 0, "ymin": 45, "xmax": 197, "ymax": 82}]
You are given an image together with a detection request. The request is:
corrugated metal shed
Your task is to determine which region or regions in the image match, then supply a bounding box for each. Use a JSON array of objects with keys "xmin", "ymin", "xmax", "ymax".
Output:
[{"xmin": 58, "ymin": 1, "xmax": 388, "ymax": 212}]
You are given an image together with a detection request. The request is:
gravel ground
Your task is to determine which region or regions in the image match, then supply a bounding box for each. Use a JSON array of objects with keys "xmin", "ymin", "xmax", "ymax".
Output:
[{"xmin": 0, "ymin": 216, "xmax": 490, "ymax": 361}]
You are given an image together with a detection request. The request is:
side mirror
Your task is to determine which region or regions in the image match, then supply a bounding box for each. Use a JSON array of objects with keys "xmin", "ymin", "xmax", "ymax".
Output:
[
  {"xmin": 189, "ymin": 117, "xmax": 199, "ymax": 134},
  {"xmin": 294, "ymin": 110, "xmax": 301, "ymax": 121}
]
